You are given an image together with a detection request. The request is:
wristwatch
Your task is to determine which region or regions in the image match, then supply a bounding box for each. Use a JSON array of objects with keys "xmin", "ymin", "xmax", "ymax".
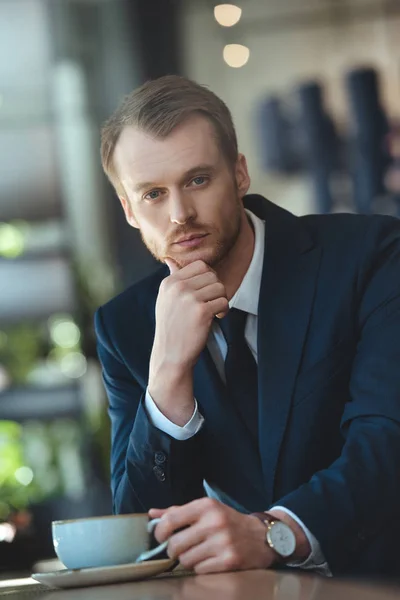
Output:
[{"xmin": 251, "ymin": 512, "xmax": 296, "ymax": 561}]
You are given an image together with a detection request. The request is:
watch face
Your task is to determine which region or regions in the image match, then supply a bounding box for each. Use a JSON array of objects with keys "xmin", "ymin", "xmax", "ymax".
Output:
[{"xmin": 267, "ymin": 522, "xmax": 296, "ymax": 558}]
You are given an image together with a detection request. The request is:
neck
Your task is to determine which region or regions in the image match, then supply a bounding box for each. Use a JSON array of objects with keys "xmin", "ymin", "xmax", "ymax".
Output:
[{"xmin": 216, "ymin": 211, "xmax": 255, "ymax": 301}]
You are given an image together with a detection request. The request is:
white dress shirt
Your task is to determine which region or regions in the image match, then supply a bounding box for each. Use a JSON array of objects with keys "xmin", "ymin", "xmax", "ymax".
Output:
[{"xmin": 145, "ymin": 209, "xmax": 330, "ymax": 575}]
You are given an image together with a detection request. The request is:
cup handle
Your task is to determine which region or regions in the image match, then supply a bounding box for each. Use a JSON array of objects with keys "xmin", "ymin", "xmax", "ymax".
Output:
[{"xmin": 135, "ymin": 518, "xmax": 169, "ymax": 563}]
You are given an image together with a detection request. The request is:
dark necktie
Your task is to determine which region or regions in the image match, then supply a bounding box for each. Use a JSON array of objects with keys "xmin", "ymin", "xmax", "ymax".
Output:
[{"xmin": 218, "ymin": 309, "xmax": 259, "ymax": 444}]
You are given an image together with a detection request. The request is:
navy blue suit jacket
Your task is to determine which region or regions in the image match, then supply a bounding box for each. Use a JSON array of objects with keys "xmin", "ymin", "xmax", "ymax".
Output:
[{"xmin": 95, "ymin": 195, "xmax": 400, "ymax": 578}]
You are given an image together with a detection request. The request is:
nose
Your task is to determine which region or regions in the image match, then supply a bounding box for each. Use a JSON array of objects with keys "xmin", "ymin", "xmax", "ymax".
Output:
[{"xmin": 169, "ymin": 190, "xmax": 196, "ymax": 225}]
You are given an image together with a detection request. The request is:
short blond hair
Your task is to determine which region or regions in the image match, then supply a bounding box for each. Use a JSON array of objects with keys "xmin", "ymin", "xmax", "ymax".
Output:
[{"xmin": 101, "ymin": 75, "xmax": 238, "ymax": 195}]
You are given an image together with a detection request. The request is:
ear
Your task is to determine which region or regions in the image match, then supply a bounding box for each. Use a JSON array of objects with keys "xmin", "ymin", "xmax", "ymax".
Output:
[
  {"xmin": 235, "ymin": 153, "xmax": 251, "ymax": 198},
  {"xmin": 119, "ymin": 196, "xmax": 139, "ymax": 229}
]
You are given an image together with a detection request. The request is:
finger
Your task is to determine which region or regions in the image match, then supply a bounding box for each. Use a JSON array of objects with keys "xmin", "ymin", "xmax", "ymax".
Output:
[
  {"xmin": 167, "ymin": 521, "xmax": 210, "ymax": 560},
  {"xmin": 206, "ymin": 297, "xmax": 229, "ymax": 319},
  {"xmin": 215, "ymin": 305, "xmax": 231, "ymax": 319},
  {"xmin": 154, "ymin": 498, "xmax": 213, "ymax": 542},
  {"xmin": 185, "ymin": 271, "xmax": 217, "ymax": 291},
  {"xmin": 148, "ymin": 508, "xmax": 167, "ymax": 518},
  {"xmin": 172, "ymin": 260, "xmax": 214, "ymax": 281},
  {"xmin": 215, "ymin": 309, "xmax": 229, "ymax": 319},
  {"xmin": 194, "ymin": 558, "xmax": 227, "ymax": 575},
  {"xmin": 149, "ymin": 504, "xmax": 180, "ymax": 522},
  {"xmin": 196, "ymin": 282, "xmax": 227, "ymax": 304},
  {"xmin": 174, "ymin": 538, "xmax": 214, "ymax": 569},
  {"xmin": 193, "ymin": 551, "xmax": 237, "ymax": 575},
  {"xmin": 164, "ymin": 258, "xmax": 180, "ymax": 274}
]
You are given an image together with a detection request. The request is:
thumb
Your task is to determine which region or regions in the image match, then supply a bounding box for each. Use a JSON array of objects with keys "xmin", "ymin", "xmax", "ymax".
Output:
[{"xmin": 164, "ymin": 257, "xmax": 180, "ymax": 275}]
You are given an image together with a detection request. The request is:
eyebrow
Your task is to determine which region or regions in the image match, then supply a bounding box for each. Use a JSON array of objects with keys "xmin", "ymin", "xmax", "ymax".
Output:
[{"xmin": 133, "ymin": 164, "xmax": 216, "ymax": 194}]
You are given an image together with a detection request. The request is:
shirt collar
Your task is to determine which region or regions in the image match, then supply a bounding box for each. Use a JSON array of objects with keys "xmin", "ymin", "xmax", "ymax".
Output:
[{"xmin": 229, "ymin": 209, "xmax": 265, "ymax": 317}]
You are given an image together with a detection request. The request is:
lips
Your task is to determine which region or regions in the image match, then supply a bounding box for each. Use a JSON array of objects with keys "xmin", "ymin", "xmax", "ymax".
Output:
[
  {"xmin": 174, "ymin": 233, "xmax": 208, "ymax": 244},
  {"xmin": 173, "ymin": 233, "xmax": 209, "ymax": 248}
]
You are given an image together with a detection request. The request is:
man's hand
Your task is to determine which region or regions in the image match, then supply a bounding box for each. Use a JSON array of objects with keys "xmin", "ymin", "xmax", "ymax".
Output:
[
  {"xmin": 148, "ymin": 260, "xmax": 228, "ymax": 426},
  {"xmin": 148, "ymin": 498, "xmax": 276, "ymax": 574}
]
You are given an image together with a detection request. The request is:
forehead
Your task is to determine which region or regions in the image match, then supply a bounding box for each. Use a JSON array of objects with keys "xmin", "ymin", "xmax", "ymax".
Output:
[{"xmin": 114, "ymin": 115, "xmax": 222, "ymax": 190}]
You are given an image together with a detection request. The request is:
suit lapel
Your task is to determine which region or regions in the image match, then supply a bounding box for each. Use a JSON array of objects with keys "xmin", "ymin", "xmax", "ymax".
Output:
[{"xmin": 251, "ymin": 198, "xmax": 321, "ymax": 506}]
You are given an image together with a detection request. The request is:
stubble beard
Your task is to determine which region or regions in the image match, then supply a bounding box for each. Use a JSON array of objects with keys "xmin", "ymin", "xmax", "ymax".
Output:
[{"xmin": 140, "ymin": 199, "xmax": 243, "ymax": 270}]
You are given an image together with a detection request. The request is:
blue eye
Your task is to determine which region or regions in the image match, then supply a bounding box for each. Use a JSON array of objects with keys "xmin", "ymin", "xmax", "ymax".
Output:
[
  {"xmin": 144, "ymin": 190, "xmax": 160, "ymax": 201},
  {"xmin": 192, "ymin": 176, "xmax": 207, "ymax": 186}
]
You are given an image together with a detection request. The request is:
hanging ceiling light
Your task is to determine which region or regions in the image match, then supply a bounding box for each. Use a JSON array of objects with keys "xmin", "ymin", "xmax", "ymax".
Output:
[
  {"xmin": 214, "ymin": 4, "xmax": 242, "ymax": 27},
  {"xmin": 223, "ymin": 44, "xmax": 250, "ymax": 68}
]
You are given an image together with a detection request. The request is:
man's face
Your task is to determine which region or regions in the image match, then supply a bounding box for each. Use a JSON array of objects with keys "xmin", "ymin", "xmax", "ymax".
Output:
[{"xmin": 113, "ymin": 115, "xmax": 250, "ymax": 269}]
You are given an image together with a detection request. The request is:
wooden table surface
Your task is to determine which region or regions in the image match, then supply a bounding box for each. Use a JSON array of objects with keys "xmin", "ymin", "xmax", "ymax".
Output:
[{"xmin": 1, "ymin": 569, "xmax": 400, "ymax": 600}]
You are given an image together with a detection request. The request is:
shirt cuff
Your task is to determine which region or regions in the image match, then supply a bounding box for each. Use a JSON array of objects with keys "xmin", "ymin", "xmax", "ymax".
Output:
[
  {"xmin": 270, "ymin": 506, "xmax": 332, "ymax": 576},
  {"xmin": 144, "ymin": 388, "xmax": 204, "ymax": 441}
]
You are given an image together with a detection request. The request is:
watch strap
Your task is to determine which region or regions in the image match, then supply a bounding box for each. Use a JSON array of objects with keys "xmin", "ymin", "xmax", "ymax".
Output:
[
  {"xmin": 250, "ymin": 512, "xmax": 280, "ymax": 526},
  {"xmin": 250, "ymin": 512, "xmax": 294, "ymax": 562}
]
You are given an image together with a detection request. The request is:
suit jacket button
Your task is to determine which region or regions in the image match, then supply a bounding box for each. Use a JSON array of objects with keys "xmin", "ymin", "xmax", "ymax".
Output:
[
  {"xmin": 153, "ymin": 465, "xmax": 166, "ymax": 482},
  {"xmin": 155, "ymin": 451, "xmax": 166, "ymax": 465}
]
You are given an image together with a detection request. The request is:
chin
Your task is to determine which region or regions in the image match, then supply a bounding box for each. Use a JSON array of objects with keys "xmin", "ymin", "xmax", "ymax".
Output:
[{"xmin": 171, "ymin": 249, "xmax": 218, "ymax": 269}]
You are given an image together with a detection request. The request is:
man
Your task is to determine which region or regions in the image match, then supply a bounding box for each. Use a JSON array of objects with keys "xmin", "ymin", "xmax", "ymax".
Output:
[{"xmin": 95, "ymin": 75, "xmax": 400, "ymax": 579}]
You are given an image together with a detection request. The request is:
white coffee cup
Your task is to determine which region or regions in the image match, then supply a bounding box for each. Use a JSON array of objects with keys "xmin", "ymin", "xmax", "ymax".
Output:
[{"xmin": 52, "ymin": 514, "xmax": 170, "ymax": 570}]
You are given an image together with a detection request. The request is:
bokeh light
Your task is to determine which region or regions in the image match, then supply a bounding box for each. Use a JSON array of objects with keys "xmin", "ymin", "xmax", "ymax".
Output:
[
  {"xmin": 49, "ymin": 316, "xmax": 81, "ymax": 349},
  {"xmin": 223, "ymin": 44, "xmax": 250, "ymax": 68},
  {"xmin": 14, "ymin": 466, "xmax": 34, "ymax": 486},
  {"xmin": 0, "ymin": 223, "xmax": 25, "ymax": 258},
  {"xmin": 0, "ymin": 523, "xmax": 16, "ymax": 543},
  {"xmin": 214, "ymin": 4, "xmax": 242, "ymax": 27},
  {"xmin": 60, "ymin": 352, "xmax": 87, "ymax": 378}
]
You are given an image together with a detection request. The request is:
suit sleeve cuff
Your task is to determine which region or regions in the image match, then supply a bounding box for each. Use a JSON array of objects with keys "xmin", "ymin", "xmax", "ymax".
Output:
[
  {"xmin": 144, "ymin": 388, "xmax": 204, "ymax": 441},
  {"xmin": 271, "ymin": 506, "xmax": 332, "ymax": 576}
]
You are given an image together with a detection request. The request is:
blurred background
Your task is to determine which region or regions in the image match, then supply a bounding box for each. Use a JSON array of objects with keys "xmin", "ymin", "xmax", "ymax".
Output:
[{"xmin": 0, "ymin": 0, "xmax": 399, "ymax": 575}]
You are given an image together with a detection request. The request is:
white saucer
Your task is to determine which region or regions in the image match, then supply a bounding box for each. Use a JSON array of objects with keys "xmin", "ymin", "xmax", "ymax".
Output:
[{"xmin": 31, "ymin": 558, "xmax": 176, "ymax": 589}]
